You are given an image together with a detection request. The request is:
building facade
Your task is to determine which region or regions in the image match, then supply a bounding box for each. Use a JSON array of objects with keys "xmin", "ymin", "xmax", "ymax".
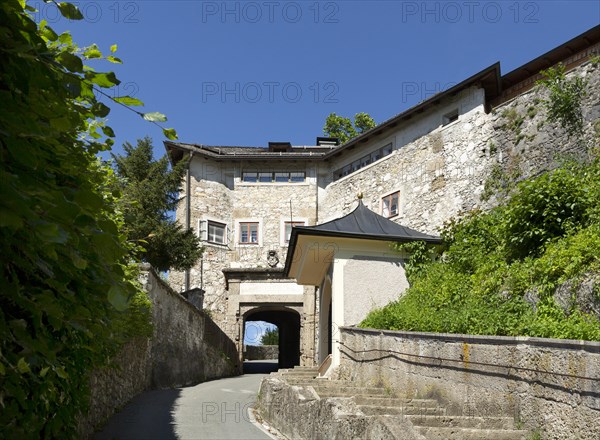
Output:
[{"xmin": 166, "ymin": 27, "xmax": 600, "ymax": 369}]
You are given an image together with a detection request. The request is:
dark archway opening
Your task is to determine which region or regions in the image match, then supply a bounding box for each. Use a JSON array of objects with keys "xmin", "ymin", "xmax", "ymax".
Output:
[{"xmin": 244, "ymin": 307, "xmax": 301, "ymax": 370}]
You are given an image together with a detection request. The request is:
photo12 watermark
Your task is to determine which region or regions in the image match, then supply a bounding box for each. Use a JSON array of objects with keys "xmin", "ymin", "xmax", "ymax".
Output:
[
  {"xmin": 29, "ymin": 1, "xmax": 141, "ymax": 24},
  {"xmin": 401, "ymin": 81, "xmax": 458, "ymax": 103},
  {"xmin": 201, "ymin": 81, "xmax": 340, "ymax": 104},
  {"xmin": 399, "ymin": 1, "xmax": 540, "ymax": 24},
  {"xmin": 200, "ymin": 1, "xmax": 340, "ymax": 24}
]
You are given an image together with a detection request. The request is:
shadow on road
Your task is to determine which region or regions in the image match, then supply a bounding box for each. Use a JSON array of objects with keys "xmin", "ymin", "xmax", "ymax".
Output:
[
  {"xmin": 94, "ymin": 388, "xmax": 181, "ymax": 440},
  {"xmin": 243, "ymin": 360, "xmax": 279, "ymax": 374}
]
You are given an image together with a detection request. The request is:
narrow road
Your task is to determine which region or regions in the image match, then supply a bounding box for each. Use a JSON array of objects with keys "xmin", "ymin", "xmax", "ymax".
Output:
[{"xmin": 94, "ymin": 361, "xmax": 278, "ymax": 440}]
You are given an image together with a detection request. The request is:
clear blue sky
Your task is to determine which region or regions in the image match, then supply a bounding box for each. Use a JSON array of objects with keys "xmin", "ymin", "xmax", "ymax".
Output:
[{"xmin": 43, "ymin": 1, "xmax": 599, "ymax": 158}]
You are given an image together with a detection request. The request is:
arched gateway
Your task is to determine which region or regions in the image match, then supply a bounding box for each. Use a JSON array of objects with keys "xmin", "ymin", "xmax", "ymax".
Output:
[{"xmin": 222, "ymin": 268, "xmax": 316, "ymax": 372}]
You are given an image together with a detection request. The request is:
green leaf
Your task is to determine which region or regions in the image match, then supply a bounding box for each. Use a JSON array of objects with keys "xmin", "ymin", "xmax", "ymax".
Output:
[
  {"xmin": 56, "ymin": 51, "xmax": 83, "ymax": 73},
  {"xmin": 34, "ymin": 222, "xmax": 68, "ymax": 244},
  {"xmin": 39, "ymin": 367, "xmax": 50, "ymax": 378},
  {"xmin": 85, "ymin": 71, "xmax": 121, "ymax": 88},
  {"xmin": 83, "ymin": 46, "xmax": 102, "ymax": 59},
  {"xmin": 106, "ymin": 56, "xmax": 122, "ymax": 64},
  {"xmin": 55, "ymin": 367, "xmax": 68, "ymax": 380},
  {"xmin": 108, "ymin": 285, "xmax": 129, "ymax": 311},
  {"xmin": 41, "ymin": 24, "xmax": 58, "ymax": 42},
  {"xmin": 17, "ymin": 358, "xmax": 30, "ymax": 374},
  {"xmin": 70, "ymin": 251, "xmax": 88, "ymax": 269},
  {"xmin": 102, "ymin": 125, "xmax": 115, "ymax": 137},
  {"xmin": 163, "ymin": 128, "xmax": 178, "ymax": 140},
  {"xmin": 58, "ymin": 31, "xmax": 73, "ymax": 45},
  {"xmin": 91, "ymin": 102, "xmax": 110, "ymax": 118},
  {"xmin": 142, "ymin": 112, "xmax": 167, "ymax": 123},
  {"xmin": 110, "ymin": 44, "xmax": 118, "ymax": 53},
  {"xmin": 57, "ymin": 2, "xmax": 84, "ymax": 20},
  {"xmin": 113, "ymin": 96, "xmax": 143, "ymax": 106}
]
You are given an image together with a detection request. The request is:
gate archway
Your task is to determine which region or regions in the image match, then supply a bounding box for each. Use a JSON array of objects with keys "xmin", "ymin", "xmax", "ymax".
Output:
[{"xmin": 243, "ymin": 306, "xmax": 301, "ymax": 369}]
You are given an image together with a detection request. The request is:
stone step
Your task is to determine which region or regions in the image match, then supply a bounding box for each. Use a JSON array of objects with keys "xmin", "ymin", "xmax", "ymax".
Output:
[
  {"xmin": 314, "ymin": 387, "xmax": 388, "ymax": 397},
  {"xmin": 279, "ymin": 373, "xmax": 318, "ymax": 379},
  {"xmin": 416, "ymin": 426, "xmax": 529, "ymax": 440},
  {"xmin": 354, "ymin": 396, "xmax": 439, "ymax": 407},
  {"xmin": 360, "ymin": 404, "xmax": 446, "ymax": 417},
  {"xmin": 285, "ymin": 379, "xmax": 355, "ymax": 387},
  {"xmin": 281, "ymin": 366, "xmax": 319, "ymax": 370},
  {"xmin": 406, "ymin": 415, "xmax": 516, "ymax": 430}
]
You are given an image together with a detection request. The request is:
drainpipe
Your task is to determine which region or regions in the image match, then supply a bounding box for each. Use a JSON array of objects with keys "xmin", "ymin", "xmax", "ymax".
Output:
[
  {"xmin": 315, "ymin": 165, "xmax": 319, "ymax": 223},
  {"xmin": 184, "ymin": 151, "xmax": 192, "ymax": 291}
]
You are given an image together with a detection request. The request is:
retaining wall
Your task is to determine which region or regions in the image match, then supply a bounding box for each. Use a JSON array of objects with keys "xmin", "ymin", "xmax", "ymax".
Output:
[
  {"xmin": 337, "ymin": 327, "xmax": 600, "ymax": 440},
  {"xmin": 78, "ymin": 265, "xmax": 238, "ymax": 438},
  {"xmin": 245, "ymin": 344, "xmax": 279, "ymax": 360}
]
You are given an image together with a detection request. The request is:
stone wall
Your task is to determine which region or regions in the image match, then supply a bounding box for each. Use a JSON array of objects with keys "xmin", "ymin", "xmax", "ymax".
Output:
[
  {"xmin": 142, "ymin": 265, "xmax": 238, "ymax": 388},
  {"xmin": 171, "ymin": 159, "xmax": 319, "ymax": 328},
  {"xmin": 257, "ymin": 375, "xmax": 420, "ymax": 440},
  {"xmin": 320, "ymin": 61, "xmax": 600, "ymax": 235},
  {"xmin": 245, "ymin": 344, "xmax": 278, "ymax": 360},
  {"xmin": 337, "ymin": 327, "xmax": 600, "ymax": 440},
  {"xmin": 78, "ymin": 266, "xmax": 238, "ymax": 438}
]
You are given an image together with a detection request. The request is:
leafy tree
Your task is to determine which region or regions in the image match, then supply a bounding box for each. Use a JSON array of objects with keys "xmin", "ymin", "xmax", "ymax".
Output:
[
  {"xmin": 323, "ymin": 112, "xmax": 376, "ymax": 143},
  {"xmin": 111, "ymin": 137, "xmax": 203, "ymax": 272},
  {"xmin": 0, "ymin": 1, "xmax": 167, "ymax": 437},
  {"xmin": 260, "ymin": 328, "xmax": 279, "ymax": 345}
]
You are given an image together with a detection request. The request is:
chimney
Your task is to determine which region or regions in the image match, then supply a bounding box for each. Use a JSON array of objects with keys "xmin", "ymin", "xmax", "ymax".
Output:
[
  {"xmin": 268, "ymin": 142, "xmax": 292, "ymax": 152},
  {"xmin": 316, "ymin": 137, "xmax": 339, "ymax": 147}
]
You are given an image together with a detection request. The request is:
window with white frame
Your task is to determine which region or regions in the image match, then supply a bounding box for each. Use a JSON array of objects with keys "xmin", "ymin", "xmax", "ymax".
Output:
[
  {"xmin": 382, "ymin": 192, "xmax": 399, "ymax": 218},
  {"xmin": 239, "ymin": 222, "xmax": 259, "ymax": 244},
  {"xmin": 284, "ymin": 221, "xmax": 305, "ymax": 243},
  {"xmin": 207, "ymin": 220, "xmax": 226, "ymax": 245}
]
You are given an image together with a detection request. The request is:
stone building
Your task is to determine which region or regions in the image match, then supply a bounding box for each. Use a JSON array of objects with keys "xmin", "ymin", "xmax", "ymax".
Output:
[{"xmin": 166, "ymin": 26, "xmax": 600, "ymax": 369}]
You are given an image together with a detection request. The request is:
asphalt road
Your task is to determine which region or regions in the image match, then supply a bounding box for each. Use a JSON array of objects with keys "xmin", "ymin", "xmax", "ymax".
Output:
[{"xmin": 94, "ymin": 361, "xmax": 278, "ymax": 440}]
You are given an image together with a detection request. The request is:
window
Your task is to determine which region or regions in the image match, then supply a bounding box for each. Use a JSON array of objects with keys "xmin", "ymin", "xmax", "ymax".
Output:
[
  {"xmin": 207, "ymin": 221, "xmax": 226, "ymax": 245},
  {"xmin": 284, "ymin": 221, "xmax": 305, "ymax": 243},
  {"xmin": 442, "ymin": 109, "xmax": 459, "ymax": 126},
  {"xmin": 275, "ymin": 172, "xmax": 289, "ymax": 182},
  {"xmin": 290, "ymin": 172, "xmax": 305, "ymax": 183},
  {"xmin": 258, "ymin": 172, "xmax": 272, "ymax": 183},
  {"xmin": 241, "ymin": 171, "xmax": 305, "ymax": 183},
  {"xmin": 382, "ymin": 192, "xmax": 399, "ymax": 218},
  {"xmin": 242, "ymin": 172, "xmax": 258, "ymax": 182},
  {"xmin": 333, "ymin": 143, "xmax": 393, "ymax": 181},
  {"xmin": 239, "ymin": 222, "xmax": 259, "ymax": 244}
]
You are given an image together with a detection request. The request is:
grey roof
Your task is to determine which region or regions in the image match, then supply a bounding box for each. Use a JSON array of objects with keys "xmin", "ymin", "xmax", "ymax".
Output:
[
  {"xmin": 284, "ymin": 200, "xmax": 441, "ymax": 275},
  {"xmin": 164, "ymin": 142, "xmax": 335, "ymax": 163},
  {"xmin": 292, "ymin": 200, "xmax": 441, "ymax": 243}
]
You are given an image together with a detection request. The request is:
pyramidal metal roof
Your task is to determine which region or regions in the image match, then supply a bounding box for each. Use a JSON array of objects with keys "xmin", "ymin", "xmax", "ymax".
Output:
[
  {"xmin": 284, "ymin": 200, "xmax": 441, "ymax": 274},
  {"xmin": 298, "ymin": 200, "xmax": 441, "ymax": 242}
]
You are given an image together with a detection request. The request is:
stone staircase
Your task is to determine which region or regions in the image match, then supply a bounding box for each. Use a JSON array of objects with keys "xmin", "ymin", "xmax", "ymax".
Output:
[{"xmin": 278, "ymin": 367, "xmax": 530, "ymax": 440}]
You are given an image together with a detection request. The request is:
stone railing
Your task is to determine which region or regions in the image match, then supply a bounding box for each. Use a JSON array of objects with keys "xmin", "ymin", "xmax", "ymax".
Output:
[{"xmin": 337, "ymin": 327, "xmax": 600, "ymax": 440}]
